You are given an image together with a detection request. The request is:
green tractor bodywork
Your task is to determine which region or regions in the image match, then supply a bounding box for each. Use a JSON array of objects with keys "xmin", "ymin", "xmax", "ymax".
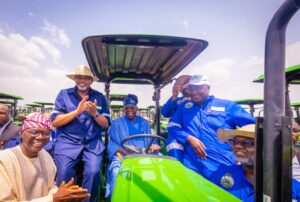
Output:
[
  {"xmin": 234, "ymin": 98, "xmax": 263, "ymax": 116},
  {"xmin": 112, "ymin": 156, "xmax": 241, "ymax": 202}
]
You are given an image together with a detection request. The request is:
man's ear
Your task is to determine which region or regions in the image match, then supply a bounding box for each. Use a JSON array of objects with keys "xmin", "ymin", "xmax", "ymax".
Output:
[{"xmin": 19, "ymin": 130, "xmax": 23, "ymax": 138}]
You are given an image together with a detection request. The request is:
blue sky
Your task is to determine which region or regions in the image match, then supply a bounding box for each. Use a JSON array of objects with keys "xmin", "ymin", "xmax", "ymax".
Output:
[{"xmin": 0, "ymin": 0, "xmax": 299, "ymax": 114}]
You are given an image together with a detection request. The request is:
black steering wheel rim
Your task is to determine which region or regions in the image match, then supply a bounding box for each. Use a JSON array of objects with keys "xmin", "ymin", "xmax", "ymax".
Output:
[{"xmin": 121, "ymin": 134, "xmax": 166, "ymax": 154}]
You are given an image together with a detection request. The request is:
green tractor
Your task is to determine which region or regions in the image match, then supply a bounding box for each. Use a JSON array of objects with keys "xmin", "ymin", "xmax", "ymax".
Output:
[{"xmin": 82, "ymin": 34, "xmax": 241, "ymax": 201}]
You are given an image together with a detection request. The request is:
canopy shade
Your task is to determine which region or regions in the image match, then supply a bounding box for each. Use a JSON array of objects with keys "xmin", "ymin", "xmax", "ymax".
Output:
[
  {"xmin": 234, "ymin": 98, "xmax": 264, "ymax": 105},
  {"xmin": 253, "ymin": 64, "xmax": 300, "ymax": 84},
  {"xmin": 82, "ymin": 34, "xmax": 208, "ymax": 85},
  {"xmin": 109, "ymin": 94, "xmax": 127, "ymax": 102},
  {"xmin": 0, "ymin": 92, "xmax": 24, "ymax": 100},
  {"xmin": 33, "ymin": 101, "xmax": 54, "ymax": 106}
]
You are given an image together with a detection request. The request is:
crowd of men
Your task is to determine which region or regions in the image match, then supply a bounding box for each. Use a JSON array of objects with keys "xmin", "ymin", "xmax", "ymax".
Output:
[{"xmin": 0, "ymin": 64, "xmax": 299, "ymax": 201}]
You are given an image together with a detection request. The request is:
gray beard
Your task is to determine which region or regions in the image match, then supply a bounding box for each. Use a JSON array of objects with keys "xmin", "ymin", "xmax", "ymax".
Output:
[
  {"xmin": 77, "ymin": 85, "xmax": 88, "ymax": 91},
  {"xmin": 236, "ymin": 157, "xmax": 254, "ymax": 168}
]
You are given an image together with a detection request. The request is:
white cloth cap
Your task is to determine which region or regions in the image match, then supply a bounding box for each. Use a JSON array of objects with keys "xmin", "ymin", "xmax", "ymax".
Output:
[{"xmin": 187, "ymin": 74, "xmax": 210, "ymax": 86}]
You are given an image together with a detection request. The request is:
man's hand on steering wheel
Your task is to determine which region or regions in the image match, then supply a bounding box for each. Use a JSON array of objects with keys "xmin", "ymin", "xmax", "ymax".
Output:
[
  {"xmin": 121, "ymin": 134, "xmax": 166, "ymax": 154},
  {"xmin": 149, "ymin": 144, "xmax": 161, "ymax": 153}
]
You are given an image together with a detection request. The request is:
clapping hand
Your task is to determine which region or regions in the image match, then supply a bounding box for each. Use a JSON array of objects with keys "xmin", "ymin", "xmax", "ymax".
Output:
[
  {"xmin": 85, "ymin": 99, "xmax": 98, "ymax": 117},
  {"xmin": 53, "ymin": 178, "xmax": 90, "ymax": 202}
]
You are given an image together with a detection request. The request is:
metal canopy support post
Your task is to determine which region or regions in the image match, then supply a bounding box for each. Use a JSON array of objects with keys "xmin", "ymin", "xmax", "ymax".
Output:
[
  {"xmin": 153, "ymin": 85, "xmax": 161, "ymax": 136},
  {"xmin": 249, "ymin": 104, "xmax": 255, "ymax": 116},
  {"xmin": 105, "ymin": 82, "xmax": 110, "ymax": 108},
  {"xmin": 263, "ymin": 0, "xmax": 299, "ymax": 201},
  {"xmin": 295, "ymin": 106, "xmax": 300, "ymax": 125},
  {"xmin": 13, "ymin": 99, "xmax": 17, "ymax": 120}
]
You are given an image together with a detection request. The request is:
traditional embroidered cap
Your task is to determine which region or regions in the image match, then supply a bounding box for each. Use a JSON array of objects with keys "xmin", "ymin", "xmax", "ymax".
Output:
[
  {"xmin": 123, "ymin": 94, "xmax": 138, "ymax": 106},
  {"xmin": 21, "ymin": 112, "xmax": 52, "ymax": 131},
  {"xmin": 217, "ymin": 124, "xmax": 255, "ymax": 142},
  {"xmin": 186, "ymin": 74, "xmax": 210, "ymax": 87},
  {"xmin": 66, "ymin": 64, "xmax": 99, "ymax": 82}
]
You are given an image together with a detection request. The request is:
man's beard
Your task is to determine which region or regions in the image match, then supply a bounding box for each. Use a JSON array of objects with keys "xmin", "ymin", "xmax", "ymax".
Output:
[
  {"xmin": 77, "ymin": 85, "xmax": 88, "ymax": 91},
  {"xmin": 236, "ymin": 156, "xmax": 254, "ymax": 168}
]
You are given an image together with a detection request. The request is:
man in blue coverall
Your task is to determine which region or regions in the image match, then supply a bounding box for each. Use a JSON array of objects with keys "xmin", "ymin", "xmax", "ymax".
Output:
[
  {"xmin": 161, "ymin": 75, "xmax": 191, "ymax": 162},
  {"xmin": 51, "ymin": 65, "xmax": 110, "ymax": 202},
  {"xmin": 106, "ymin": 94, "xmax": 160, "ymax": 198},
  {"xmin": 212, "ymin": 124, "xmax": 300, "ymax": 201},
  {"xmin": 167, "ymin": 74, "xmax": 255, "ymax": 179}
]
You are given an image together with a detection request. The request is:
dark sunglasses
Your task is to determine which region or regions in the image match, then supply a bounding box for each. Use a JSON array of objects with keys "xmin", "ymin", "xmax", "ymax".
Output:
[{"xmin": 228, "ymin": 138, "xmax": 254, "ymax": 147}]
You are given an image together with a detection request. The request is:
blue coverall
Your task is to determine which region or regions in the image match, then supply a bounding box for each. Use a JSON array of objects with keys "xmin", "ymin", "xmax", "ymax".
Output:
[
  {"xmin": 167, "ymin": 96, "xmax": 255, "ymax": 179},
  {"xmin": 161, "ymin": 97, "xmax": 185, "ymax": 162},
  {"xmin": 106, "ymin": 116, "xmax": 152, "ymax": 198},
  {"xmin": 51, "ymin": 87, "xmax": 110, "ymax": 202},
  {"xmin": 211, "ymin": 164, "xmax": 300, "ymax": 202}
]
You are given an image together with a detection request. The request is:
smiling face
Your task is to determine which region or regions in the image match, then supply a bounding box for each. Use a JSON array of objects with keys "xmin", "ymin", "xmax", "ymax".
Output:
[
  {"xmin": 231, "ymin": 136, "xmax": 255, "ymax": 167},
  {"xmin": 188, "ymin": 85, "xmax": 210, "ymax": 105},
  {"xmin": 20, "ymin": 128, "xmax": 51, "ymax": 158},
  {"xmin": 123, "ymin": 105, "xmax": 138, "ymax": 121},
  {"xmin": 0, "ymin": 104, "xmax": 10, "ymax": 127},
  {"xmin": 75, "ymin": 75, "xmax": 93, "ymax": 92}
]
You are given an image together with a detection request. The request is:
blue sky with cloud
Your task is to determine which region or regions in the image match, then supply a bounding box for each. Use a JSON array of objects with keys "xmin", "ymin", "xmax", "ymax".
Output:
[{"xmin": 0, "ymin": 0, "xmax": 299, "ymax": 115}]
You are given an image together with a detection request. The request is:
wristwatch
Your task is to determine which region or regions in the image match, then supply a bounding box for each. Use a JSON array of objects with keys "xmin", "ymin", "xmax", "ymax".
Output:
[{"xmin": 94, "ymin": 111, "xmax": 99, "ymax": 119}]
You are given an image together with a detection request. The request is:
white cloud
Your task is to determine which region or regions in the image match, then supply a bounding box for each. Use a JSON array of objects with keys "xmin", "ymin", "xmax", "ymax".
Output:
[
  {"xmin": 286, "ymin": 41, "xmax": 300, "ymax": 67},
  {"xmin": 0, "ymin": 33, "xmax": 45, "ymax": 69},
  {"xmin": 43, "ymin": 20, "xmax": 71, "ymax": 47},
  {"xmin": 244, "ymin": 56, "xmax": 263, "ymax": 67},
  {"xmin": 28, "ymin": 12, "xmax": 35, "ymax": 17},
  {"xmin": 182, "ymin": 19, "xmax": 190, "ymax": 29},
  {"xmin": 31, "ymin": 36, "xmax": 61, "ymax": 64},
  {"xmin": 0, "ymin": 31, "xmax": 69, "ymax": 106},
  {"xmin": 181, "ymin": 58, "xmax": 235, "ymax": 81}
]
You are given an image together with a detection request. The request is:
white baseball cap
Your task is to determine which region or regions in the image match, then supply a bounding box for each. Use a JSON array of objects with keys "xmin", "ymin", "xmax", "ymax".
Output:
[{"xmin": 186, "ymin": 74, "xmax": 210, "ymax": 87}]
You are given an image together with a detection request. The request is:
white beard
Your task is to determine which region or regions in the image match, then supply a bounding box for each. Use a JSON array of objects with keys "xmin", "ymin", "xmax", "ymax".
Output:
[
  {"xmin": 77, "ymin": 85, "xmax": 88, "ymax": 91},
  {"xmin": 236, "ymin": 157, "xmax": 254, "ymax": 168}
]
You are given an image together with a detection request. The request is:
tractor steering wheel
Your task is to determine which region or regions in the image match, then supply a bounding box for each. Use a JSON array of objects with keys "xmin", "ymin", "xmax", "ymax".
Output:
[{"xmin": 121, "ymin": 134, "xmax": 166, "ymax": 154}]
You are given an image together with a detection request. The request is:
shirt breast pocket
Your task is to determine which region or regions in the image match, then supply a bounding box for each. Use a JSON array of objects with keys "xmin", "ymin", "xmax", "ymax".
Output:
[{"xmin": 206, "ymin": 111, "xmax": 227, "ymax": 131}]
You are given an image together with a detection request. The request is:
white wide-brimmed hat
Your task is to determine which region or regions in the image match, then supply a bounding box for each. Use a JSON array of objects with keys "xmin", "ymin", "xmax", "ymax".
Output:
[{"xmin": 66, "ymin": 64, "xmax": 99, "ymax": 82}]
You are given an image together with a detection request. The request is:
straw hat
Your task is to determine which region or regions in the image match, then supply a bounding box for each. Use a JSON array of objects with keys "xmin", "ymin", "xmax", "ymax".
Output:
[
  {"xmin": 66, "ymin": 64, "xmax": 99, "ymax": 82},
  {"xmin": 217, "ymin": 124, "xmax": 255, "ymax": 142}
]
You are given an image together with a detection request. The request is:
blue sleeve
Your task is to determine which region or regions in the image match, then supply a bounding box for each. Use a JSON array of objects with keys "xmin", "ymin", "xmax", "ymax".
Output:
[
  {"xmin": 292, "ymin": 178, "xmax": 300, "ymax": 201},
  {"xmin": 107, "ymin": 121, "xmax": 121, "ymax": 160},
  {"xmin": 99, "ymin": 95, "xmax": 110, "ymax": 123},
  {"xmin": 4, "ymin": 135, "xmax": 21, "ymax": 149},
  {"xmin": 50, "ymin": 90, "xmax": 66, "ymax": 121},
  {"xmin": 167, "ymin": 106, "xmax": 190, "ymax": 144},
  {"xmin": 161, "ymin": 98, "xmax": 178, "ymax": 118},
  {"xmin": 229, "ymin": 103, "xmax": 256, "ymax": 127}
]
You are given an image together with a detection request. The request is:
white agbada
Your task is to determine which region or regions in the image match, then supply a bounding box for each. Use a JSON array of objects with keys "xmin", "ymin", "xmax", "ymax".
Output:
[{"xmin": 0, "ymin": 146, "xmax": 57, "ymax": 201}]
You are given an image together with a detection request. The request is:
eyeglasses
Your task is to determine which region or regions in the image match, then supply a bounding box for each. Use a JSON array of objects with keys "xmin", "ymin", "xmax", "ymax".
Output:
[
  {"xmin": 25, "ymin": 130, "xmax": 51, "ymax": 137},
  {"xmin": 228, "ymin": 138, "xmax": 254, "ymax": 147}
]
